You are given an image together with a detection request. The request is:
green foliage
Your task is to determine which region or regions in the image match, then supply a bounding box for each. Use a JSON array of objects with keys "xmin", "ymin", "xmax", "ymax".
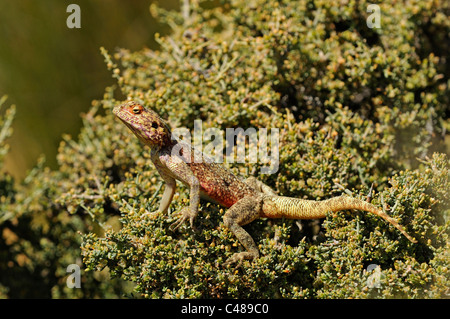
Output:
[
  {"xmin": 82, "ymin": 196, "xmax": 314, "ymax": 298},
  {"xmin": 0, "ymin": 97, "xmax": 129, "ymax": 298},
  {"xmin": 0, "ymin": 96, "xmax": 16, "ymax": 298},
  {"xmin": 1, "ymin": 0, "xmax": 449, "ymax": 298}
]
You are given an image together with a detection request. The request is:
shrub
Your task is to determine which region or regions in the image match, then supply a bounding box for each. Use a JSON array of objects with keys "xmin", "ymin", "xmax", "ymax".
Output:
[{"xmin": 1, "ymin": 0, "xmax": 449, "ymax": 298}]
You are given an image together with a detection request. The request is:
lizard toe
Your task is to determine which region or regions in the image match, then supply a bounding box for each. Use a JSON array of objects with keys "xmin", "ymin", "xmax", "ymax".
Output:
[{"xmin": 170, "ymin": 207, "xmax": 196, "ymax": 231}]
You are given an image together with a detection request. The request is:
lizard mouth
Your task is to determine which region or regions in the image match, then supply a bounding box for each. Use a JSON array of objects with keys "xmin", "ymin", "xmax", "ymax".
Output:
[{"xmin": 113, "ymin": 110, "xmax": 148, "ymax": 143}]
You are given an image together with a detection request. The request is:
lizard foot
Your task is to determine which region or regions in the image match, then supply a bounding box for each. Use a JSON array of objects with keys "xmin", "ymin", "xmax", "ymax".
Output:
[
  {"xmin": 223, "ymin": 252, "xmax": 258, "ymax": 268},
  {"xmin": 170, "ymin": 207, "xmax": 197, "ymax": 231}
]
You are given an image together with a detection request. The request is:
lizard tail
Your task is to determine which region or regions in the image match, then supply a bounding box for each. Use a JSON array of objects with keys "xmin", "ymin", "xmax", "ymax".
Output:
[{"xmin": 261, "ymin": 195, "xmax": 417, "ymax": 243}]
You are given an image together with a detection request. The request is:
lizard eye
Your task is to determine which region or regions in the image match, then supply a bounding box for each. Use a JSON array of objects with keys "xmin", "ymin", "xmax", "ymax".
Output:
[
  {"xmin": 132, "ymin": 105, "xmax": 143, "ymax": 114},
  {"xmin": 151, "ymin": 122, "xmax": 159, "ymax": 129}
]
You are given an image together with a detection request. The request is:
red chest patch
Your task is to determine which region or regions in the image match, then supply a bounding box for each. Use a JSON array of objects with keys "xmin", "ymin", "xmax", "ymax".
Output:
[{"xmin": 188, "ymin": 162, "xmax": 256, "ymax": 208}]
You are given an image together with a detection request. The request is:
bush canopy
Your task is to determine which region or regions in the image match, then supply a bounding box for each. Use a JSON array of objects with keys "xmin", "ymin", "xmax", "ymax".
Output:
[{"xmin": 0, "ymin": 0, "xmax": 449, "ymax": 298}]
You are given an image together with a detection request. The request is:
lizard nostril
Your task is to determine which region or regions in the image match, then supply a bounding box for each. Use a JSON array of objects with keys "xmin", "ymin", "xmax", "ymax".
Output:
[{"xmin": 151, "ymin": 122, "xmax": 159, "ymax": 129}]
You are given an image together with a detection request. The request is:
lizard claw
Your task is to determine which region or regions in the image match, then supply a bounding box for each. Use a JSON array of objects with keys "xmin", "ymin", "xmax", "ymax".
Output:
[{"xmin": 170, "ymin": 207, "xmax": 197, "ymax": 231}]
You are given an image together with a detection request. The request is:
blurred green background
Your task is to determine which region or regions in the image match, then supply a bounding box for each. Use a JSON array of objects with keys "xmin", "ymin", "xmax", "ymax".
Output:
[{"xmin": 0, "ymin": 0, "xmax": 175, "ymax": 179}]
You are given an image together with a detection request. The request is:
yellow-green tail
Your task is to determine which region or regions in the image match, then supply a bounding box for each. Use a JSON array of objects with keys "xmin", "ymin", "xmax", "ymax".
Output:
[{"xmin": 261, "ymin": 195, "xmax": 417, "ymax": 243}]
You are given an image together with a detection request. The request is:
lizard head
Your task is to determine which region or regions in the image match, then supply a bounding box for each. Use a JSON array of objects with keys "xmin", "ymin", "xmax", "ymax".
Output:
[{"xmin": 113, "ymin": 101, "xmax": 172, "ymax": 149}]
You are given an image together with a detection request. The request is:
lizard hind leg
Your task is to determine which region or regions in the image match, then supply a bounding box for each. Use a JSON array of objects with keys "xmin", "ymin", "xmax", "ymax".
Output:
[{"xmin": 223, "ymin": 195, "xmax": 264, "ymax": 267}]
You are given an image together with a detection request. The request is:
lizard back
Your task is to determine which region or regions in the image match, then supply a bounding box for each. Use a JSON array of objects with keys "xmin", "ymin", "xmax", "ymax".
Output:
[
  {"xmin": 188, "ymin": 161, "xmax": 258, "ymax": 208},
  {"xmin": 174, "ymin": 141, "xmax": 259, "ymax": 208}
]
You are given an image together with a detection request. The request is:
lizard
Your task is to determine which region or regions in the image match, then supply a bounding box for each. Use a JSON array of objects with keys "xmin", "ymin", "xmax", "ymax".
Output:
[{"xmin": 113, "ymin": 100, "xmax": 417, "ymax": 266}]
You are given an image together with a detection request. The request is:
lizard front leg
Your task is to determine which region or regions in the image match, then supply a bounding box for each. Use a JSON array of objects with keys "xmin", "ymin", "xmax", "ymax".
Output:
[
  {"xmin": 142, "ymin": 169, "xmax": 176, "ymax": 219},
  {"xmin": 170, "ymin": 175, "xmax": 200, "ymax": 231},
  {"xmin": 157, "ymin": 171, "xmax": 177, "ymax": 214},
  {"xmin": 154, "ymin": 153, "xmax": 201, "ymax": 231},
  {"xmin": 223, "ymin": 195, "xmax": 263, "ymax": 267}
]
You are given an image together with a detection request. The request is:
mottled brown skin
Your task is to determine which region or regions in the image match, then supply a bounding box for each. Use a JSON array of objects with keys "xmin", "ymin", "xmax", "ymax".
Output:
[{"xmin": 113, "ymin": 101, "xmax": 417, "ymax": 266}]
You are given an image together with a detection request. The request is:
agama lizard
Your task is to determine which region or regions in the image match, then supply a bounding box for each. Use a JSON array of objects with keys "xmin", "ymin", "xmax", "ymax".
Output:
[{"xmin": 113, "ymin": 101, "xmax": 417, "ymax": 266}]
